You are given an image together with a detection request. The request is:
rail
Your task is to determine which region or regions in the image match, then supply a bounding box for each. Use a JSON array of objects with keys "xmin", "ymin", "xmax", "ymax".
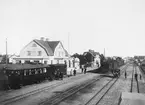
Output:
[
  {"xmin": 0, "ymin": 73, "xmax": 93, "ymax": 105},
  {"xmin": 84, "ymin": 64, "xmax": 128, "ymax": 105},
  {"xmin": 130, "ymin": 64, "xmax": 134, "ymax": 92},
  {"xmin": 135, "ymin": 66, "xmax": 140, "ymax": 93},
  {"xmin": 39, "ymin": 76, "xmax": 104, "ymax": 105},
  {"xmin": 130, "ymin": 64, "xmax": 140, "ymax": 93}
]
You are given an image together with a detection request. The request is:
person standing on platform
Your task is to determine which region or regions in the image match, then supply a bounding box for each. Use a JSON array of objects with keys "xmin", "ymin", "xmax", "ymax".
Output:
[
  {"xmin": 59, "ymin": 72, "xmax": 63, "ymax": 80},
  {"xmin": 73, "ymin": 69, "xmax": 76, "ymax": 76},
  {"xmin": 81, "ymin": 65, "xmax": 84, "ymax": 73},
  {"xmin": 140, "ymin": 74, "xmax": 142, "ymax": 80},
  {"xmin": 84, "ymin": 67, "xmax": 87, "ymax": 74},
  {"xmin": 125, "ymin": 71, "xmax": 127, "ymax": 79},
  {"xmin": 135, "ymin": 72, "xmax": 138, "ymax": 81}
]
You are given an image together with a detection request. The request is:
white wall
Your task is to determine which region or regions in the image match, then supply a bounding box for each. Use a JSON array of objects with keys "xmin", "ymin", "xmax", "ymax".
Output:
[
  {"xmin": 20, "ymin": 41, "xmax": 48, "ymax": 58},
  {"xmin": 54, "ymin": 43, "xmax": 66, "ymax": 58},
  {"xmin": 94, "ymin": 55, "xmax": 101, "ymax": 68}
]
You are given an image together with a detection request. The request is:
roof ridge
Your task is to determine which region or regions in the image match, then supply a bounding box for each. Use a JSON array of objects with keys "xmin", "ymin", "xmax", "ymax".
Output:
[{"xmin": 34, "ymin": 39, "xmax": 53, "ymax": 56}]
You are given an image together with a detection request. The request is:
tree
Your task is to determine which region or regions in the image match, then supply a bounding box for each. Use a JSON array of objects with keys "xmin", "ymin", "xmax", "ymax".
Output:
[
  {"xmin": 99, "ymin": 54, "xmax": 105, "ymax": 64},
  {"xmin": 71, "ymin": 53, "xmax": 87, "ymax": 65},
  {"xmin": 83, "ymin": 52, "xmax": 95, "ymax": 63},
  {"xmin": 1, "ymin": 55, "xmax": 9, "ymax": 64},
  {"xmin": 71, "ymin": 53, "xmax": 80, "ymax": 58}
]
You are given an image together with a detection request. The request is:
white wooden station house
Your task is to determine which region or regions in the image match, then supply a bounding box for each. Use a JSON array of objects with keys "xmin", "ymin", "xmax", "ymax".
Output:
[{"xmin": 13, "ymin": 37, "xmax": 80, "ymax": 74}]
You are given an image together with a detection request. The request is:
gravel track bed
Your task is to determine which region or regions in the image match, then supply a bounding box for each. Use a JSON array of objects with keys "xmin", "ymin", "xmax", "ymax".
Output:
[
  {"xmin": 97, "ymin": 77, "xmax": 129, "ymax": 105},
  {"xmin": 57, "ymin": 65, "xmax": 129, "ymax": 105},
  {"xmin": 136, "ymin": 66, "xmax": 145, "ymax": 93},
  {"xmin": 4, "ymin": 73, "xmax": 99, "ymax": 105},
  {"xmin": 94, "ymin": 65, "xmax": 131, "ymax": 105},
  {"xmin": 0, "ymin": 73, "xmax": 90, "ymax": 102},
  {"xmin": 131, "ymin": 65, "xmax": 138, "ymax": 92},
  {"xmin": 58, "ymin": 76, "xmax": 113, "ymax": 105}
]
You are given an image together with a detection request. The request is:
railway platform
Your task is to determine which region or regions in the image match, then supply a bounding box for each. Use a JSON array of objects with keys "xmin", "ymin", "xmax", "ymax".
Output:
[
  {"xmin": 119, "ymin": 65, "xmax": 145, "ymax": 105},
  {"xmin": 119, "ymin": 92, "xmax": 145, "ymax": 105}
]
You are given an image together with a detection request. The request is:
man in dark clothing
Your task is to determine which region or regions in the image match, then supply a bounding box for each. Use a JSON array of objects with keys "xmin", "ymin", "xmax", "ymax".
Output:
[
  {"xmin": 73, "ymin": 69, "xmax": 76, "ymax": 76},
  {"xmin": 135, "ymin": 73, "xmax": 138, "ymax": 81},
  {"xmin": 81, "ymin": 67, "xmax": 84, "ymax": 73},
  {"xmin": 59, "ymin": 72, "xmax": 63, "ymax": 80},
  {"xmin": 84, "ymin": 68, "xmax": 87, "ymax": 74},
  {"xmin": 125, "ymin": 71, "xmax": 127, "ymax": 79},
  {"xmin": 140, "ymin": 74, "xmax": 142, "ymax": 80}
]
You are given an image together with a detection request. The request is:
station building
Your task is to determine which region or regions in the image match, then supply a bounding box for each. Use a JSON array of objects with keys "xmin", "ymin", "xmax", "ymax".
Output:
[{"xmin": 13, "ymin": 37, "xmax": 69, "ymax": 64}]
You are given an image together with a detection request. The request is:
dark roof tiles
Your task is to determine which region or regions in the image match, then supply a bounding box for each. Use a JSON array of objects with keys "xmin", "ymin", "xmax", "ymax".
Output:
[
  {"xmin": 47, "ymin": 41, "xmax": 60, "ymax": 52},
  {"xmin": 33, "ymin": 39, "xmax": 68, "ymax": 56},
  {"xmin": 34, "ymin": 39, "xmax": 54, "ymax": 56}
]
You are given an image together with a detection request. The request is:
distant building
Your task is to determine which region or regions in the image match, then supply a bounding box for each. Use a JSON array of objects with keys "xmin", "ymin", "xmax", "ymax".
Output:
[
  {"xmin": 134, "ymin": 56, "xmax": 145, "ymax": 61},
  {"xmin": 13, "ymin": 37, "xmax": 69, "ymax": 64},
  {"xmin": 9, "ymin": 54, "xmax": 19, "ymax": 63},
  {"xmin": 83, "ymin": 50, "xmax": 101, "ymax": 68}
]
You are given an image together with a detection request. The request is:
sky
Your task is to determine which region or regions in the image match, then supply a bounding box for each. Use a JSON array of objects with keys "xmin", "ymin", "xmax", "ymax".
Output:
[{"xmin": 0, "ymin": 0, "xmax": 145, "ymax": 57}]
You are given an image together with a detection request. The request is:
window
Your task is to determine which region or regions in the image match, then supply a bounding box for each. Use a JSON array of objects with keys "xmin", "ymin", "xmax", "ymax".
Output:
[
  {"xmin": 69, "ymin": 60, "xmax": 71, "ymax": 67},
  {"xmin": 32, "ymin": 43, "xmax": 37, "ymax": 47},
  {"xmin": 73, "ymin": 60, "xmax": 75, "ymax": 67},
  {"xmin": 64, "ymin": 60, "xmax": 67, "ymax": 65},
  {"xmin": 44, "ymin": 61, "xmax": 47, "ymax": 64},
  {"xmin": 38, "ymin": 51, "xmax": 42, "ymax": 56},
  {"xmin": 27, "ymin": 51, "xmax": 31, "ymax": 56}
]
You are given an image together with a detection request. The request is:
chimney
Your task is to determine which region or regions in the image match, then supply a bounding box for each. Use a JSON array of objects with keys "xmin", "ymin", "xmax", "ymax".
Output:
[
  {"xmin": 46, "ymin": 38, "xmax": 49, "ymax": 41},
  {"xmin": 40, "ymin": 37, "xmax": 44, "ymax": 41}
]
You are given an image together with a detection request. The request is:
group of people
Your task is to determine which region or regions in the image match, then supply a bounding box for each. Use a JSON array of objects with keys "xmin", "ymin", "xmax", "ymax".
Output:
[
  {"xmin": 124, "ymin": 70, "xmax": 142, "ymax": 81},
  {"xmin": 70, "ymin": 66, "xmax": 87, "ymax": 77},
  {"xmin": 54, "ymin": 69, "xmax": 63, "ymax": 80}
]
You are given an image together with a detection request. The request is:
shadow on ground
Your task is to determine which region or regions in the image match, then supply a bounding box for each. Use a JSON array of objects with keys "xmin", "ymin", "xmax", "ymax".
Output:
[{"xmin": 87, "ymin": 67, "xmax": 111, "ymax": 74}]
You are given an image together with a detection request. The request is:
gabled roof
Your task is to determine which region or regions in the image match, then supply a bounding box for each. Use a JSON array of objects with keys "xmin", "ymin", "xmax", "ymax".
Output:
[
  {"xmin": 83, "ymin": 51, "xmax": 100, "ymax": 57},
  {"xmin": 33, "ymin": 39, "xmax": 68, "ymax": 56},
  {"xmin": 47, "ymin": 41, "xmax": 60, "ymax": 52},
  {"xmin": 64, "ymin": 49, "xmax": 69, "ymax": 57},
  {"xmin": 34, "ymin": 39, "xmax": 54, "ymax": 56}
]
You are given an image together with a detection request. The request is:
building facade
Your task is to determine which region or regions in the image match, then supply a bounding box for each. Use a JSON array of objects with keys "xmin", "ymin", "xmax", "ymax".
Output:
[{"xmin": 14, "ymin": 38, "xmax": 69, "ymax": 64}]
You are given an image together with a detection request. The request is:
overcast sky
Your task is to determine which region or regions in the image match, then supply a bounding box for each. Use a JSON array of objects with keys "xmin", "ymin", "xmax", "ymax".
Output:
[{"xmin": 0, "ymin": 0, "xmax": 145, "ymax": 57}]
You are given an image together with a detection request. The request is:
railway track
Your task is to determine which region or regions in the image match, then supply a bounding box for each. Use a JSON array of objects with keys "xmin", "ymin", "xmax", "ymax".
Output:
[
  {"xmin": 84, "ymin": 64, "xmax": 128, "ymax": 105},
  {"xmin": 130, "ymin": 64, "xmax": 140, "ymax": 93},
  {"xmin": 40, "ymin": 64, "xmax": 128, "ymax": 105},
  {"xmin": 39, "ymin": 75, "xmax": 104, "ymax": 105},
  {"xmin": 0, "ymin": 64, "xmax": 128, "ymax": 105},
  {"xmin": 130, "ymin": 64, "xmax": 135, "ymax": 92},
  {"xmin": 0, "ymin": 73, "xmax": 95, "ymax": 105},
  {"xmin": 0, "ymin": 74, "xmax": 83, "ymax": 97},
  {"xmin": 84, "ymin": 78, "xmax": 118, "ymax": 105},
  {"xmin": 136, "ymin": 66, "xmax": 140, "ymax": 93}
]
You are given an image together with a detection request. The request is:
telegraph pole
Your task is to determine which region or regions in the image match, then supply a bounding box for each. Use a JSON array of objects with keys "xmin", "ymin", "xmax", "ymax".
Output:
[
  {"xmin": 6, "ymin": 38, "xmax": 8, "ymax": 67},
  {"xmin": 104, "ymin": 48, "xmax": 105, "ymax": 57},
  {"xmin": 68, "ymin": 32, "xmax": 70, "ymax": 56}
]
